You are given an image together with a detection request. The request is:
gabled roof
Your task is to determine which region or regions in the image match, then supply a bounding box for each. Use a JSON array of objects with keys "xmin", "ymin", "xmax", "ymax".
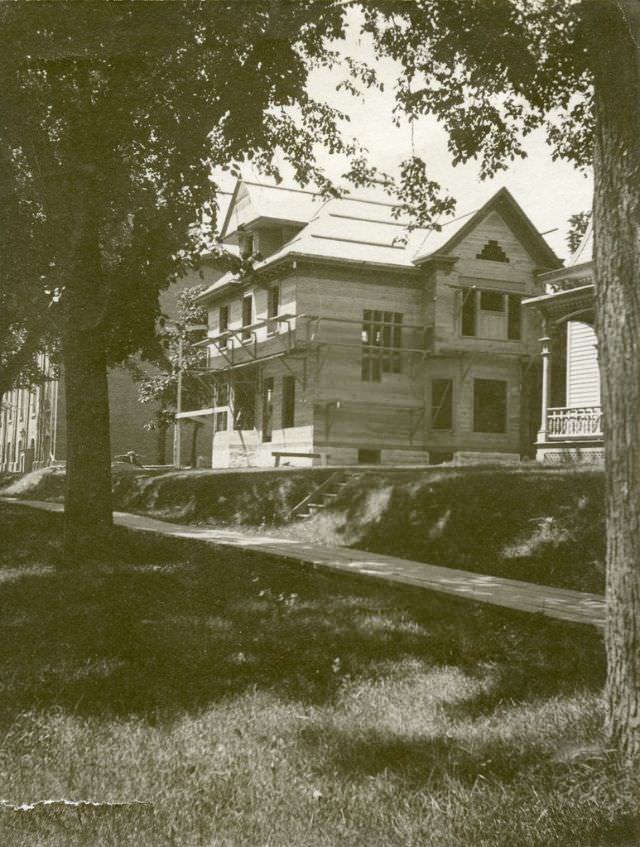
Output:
[
  {"xmin": 413, "ymin": 187, "xmax": 562, "ymax": 269},
  {"xmin": 199, "ymin": 181, "xmax": 561, "ymax": 302},
  {"xmin": 250, "ymin": 194, "xmax": 430, "ymax": 270},
  {"xmin": 538, "ymin": 218, "xmax": 593, "ymax": 285},
  {"xmin": 568, "ymin": 219, "xmax": 593, "ymax": 267}
]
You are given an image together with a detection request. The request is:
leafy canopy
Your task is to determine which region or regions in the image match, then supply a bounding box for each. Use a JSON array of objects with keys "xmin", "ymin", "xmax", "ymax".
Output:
[
  {"xmin": 360, "ymin": 0, "xmax": 596, "ymax": 224},
  {"xmin": 0, "ymin": 0, "xmax": 367, "ymax": 383}
]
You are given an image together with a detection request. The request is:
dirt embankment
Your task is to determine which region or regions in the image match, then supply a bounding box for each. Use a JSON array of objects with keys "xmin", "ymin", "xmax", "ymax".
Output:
[{"xmin": 1, "ymin": 464, "xmax": 605, "ymax": 592}]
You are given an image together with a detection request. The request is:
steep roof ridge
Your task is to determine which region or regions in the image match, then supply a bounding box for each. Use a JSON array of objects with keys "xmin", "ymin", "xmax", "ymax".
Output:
[{"xmin": 567, "ymin": 218, "xmax": 593, "ymax": 267}]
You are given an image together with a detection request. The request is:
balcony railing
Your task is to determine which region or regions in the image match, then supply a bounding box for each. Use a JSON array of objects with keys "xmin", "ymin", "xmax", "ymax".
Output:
[{"xmin": 546, "ymin": 406, "xmax": 603, "ymax": 439}]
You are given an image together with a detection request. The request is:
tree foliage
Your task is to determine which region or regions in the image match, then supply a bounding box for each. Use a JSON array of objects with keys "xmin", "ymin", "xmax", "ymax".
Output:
[
  {"xmin": 566, "ymin": 210, "xmax": 592, "ymax": 255},
  {"xmin": 361, "ymin": 0, "xmax": 596, "ymax": 226},
  {"xmin": 136, "ymin": 285, "xmax": 209, "ymax": 432},
  {"xmin": 0, "ymin": 0, "xmax": 367, "ymax": 388},
  {"xmin": 0, "ymin": 0, "xmax": 368, "ymax": 559},
  {"xmin": 360, "ymin": 0, "xmax": 640, "ymax": 766}
]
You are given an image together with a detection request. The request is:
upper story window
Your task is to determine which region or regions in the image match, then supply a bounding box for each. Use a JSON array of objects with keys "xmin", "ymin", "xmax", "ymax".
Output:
[
  {"xmin": 239, "ymin": 231, "xmax": 255, "ymax": 260},
  {"xmin": 461, "ymin": 289, "xmax": 522, "ymax": 341},
  {"xmin": 241, "ymin": 294, "xmax": 253, "ymax": 341},
  {"xmin": 361, "ymin": 310, "xmax": 403, "ymax": 382},
  {"xmin": 267, "ymin": 285, "xmax": 280, "ymax": 335},
  {"xmin": 480, "ymin": 291, "xmax": 504, "ymax": 312},
  {"xmin": 219, "ymin": 304, "xmax": 229, "ymax": 348}
]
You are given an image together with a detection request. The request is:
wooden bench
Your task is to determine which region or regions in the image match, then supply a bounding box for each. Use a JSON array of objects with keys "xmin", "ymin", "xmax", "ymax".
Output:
[{"xmin": 272, "ymin": 450, "xmax": 328, "ymax": 467}]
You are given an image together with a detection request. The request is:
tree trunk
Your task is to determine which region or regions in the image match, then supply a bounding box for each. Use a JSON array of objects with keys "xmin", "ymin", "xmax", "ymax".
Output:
[
  {"xmin": 190, "ymin": 421, "xmax": 202, "ymax": 468},
  {"xmin": 62, "ymin": 325, "xmax": 113, "ymax": 564},
  {"xmin": 590, "ymin": 0, "xmax": 640, "ymax": 763}
]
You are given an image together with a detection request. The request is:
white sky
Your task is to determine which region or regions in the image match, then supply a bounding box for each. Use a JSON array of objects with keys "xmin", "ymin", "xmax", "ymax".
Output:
[{"xmin": 215, "ymin": 12, "xmax": 593, "ymax": 262}]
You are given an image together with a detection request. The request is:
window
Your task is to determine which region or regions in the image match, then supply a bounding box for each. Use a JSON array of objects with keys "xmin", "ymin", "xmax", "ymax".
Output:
[
  {"xmin": 219, "ymin": 305, "xmax": 229, "ymax": 348},
  {"xmin": 361, "ymin": 310, "xmax": 403, "ymax": 381},
  {"xmin": 267, "ymin": 286, "xmax": 280, "ymax": 335},
  {"xmin": 214, "ymin": 411, "xmax": 228, "ymax": 433},
  {"xmin": 262, "ymin": 377, "xmax": 274, "ymax": 442},
  {"xmin": 473, "ymin": 379, "xmax": 507, "ymax": 433},
  {"xmin": 214, "ymin": 381, "xmax": 229, "ymax": 407},
  {"xmin": 239, "ymin": 232, "xmax": 254, "ymax": 259},
  {"xmin": 461, "ymin": 289, "xmax": 521, "ymax": 340},
  {"xmin": 461, "ymin": 289, "xmax": 477, "ymax": 337},
  {"xmin": 358, "ymin": 448, "xmax": 380, "ymax": 464},
  {"xmin": 480, "ymin": 291, "xmax": 504, "ymax": 312},
  {"xmin": 431, "ymin": 379, "xmax": 453, "ymax": 430},
  {"xmin": 241, "ymin": 294, "xmax": 253, "ymax": 341},
  {"xmin": 282, "ymin": 375, "xmax": 295, "ymax": 428},
  {"xmin": 232, "ymin": 373, "xmax": 256, "ymax": 430},
  {"xmin": 507, "ymin": 294, "xmax": 522, "ymax": 340}
]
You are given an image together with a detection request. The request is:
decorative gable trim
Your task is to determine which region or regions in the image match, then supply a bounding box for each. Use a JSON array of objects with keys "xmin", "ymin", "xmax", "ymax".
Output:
[{"xmin": 476, "ymin": 240, "xmax": 509, "ymax": 263}]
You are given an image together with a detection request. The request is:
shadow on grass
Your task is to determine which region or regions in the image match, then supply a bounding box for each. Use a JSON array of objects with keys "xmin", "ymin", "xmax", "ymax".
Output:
[
  {"xmin": 0, "ymin": 504, "xmax": 604, "ymax": 726},
  {"xmin": 299, "ymin": 725, "xmax": 549, "ymax": 787}
]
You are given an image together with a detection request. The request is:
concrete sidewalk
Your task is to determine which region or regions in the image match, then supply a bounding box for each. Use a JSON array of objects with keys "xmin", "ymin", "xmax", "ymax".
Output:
[{"xmin": 3, "ymin": 497, "xmax": 605, "ymax": 628}]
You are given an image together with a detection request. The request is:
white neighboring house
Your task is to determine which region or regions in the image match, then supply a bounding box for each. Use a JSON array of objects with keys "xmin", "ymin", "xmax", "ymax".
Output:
[
  {"xmin": 0, "ymin": 353, "xmax": 63, "ymax": 473},
  {"xmin": 524, "ymin": 222, "xmax": 602, "ymax": 463}
]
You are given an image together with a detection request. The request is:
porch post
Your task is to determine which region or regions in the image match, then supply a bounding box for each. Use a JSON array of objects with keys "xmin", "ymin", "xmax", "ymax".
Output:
[{"xmin": 538, "ymin": 330, "xmax": 552, "ymax": 441}]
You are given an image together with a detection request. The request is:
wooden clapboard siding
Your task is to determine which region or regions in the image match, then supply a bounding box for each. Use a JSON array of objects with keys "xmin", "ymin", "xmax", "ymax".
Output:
[
  {"xmin": 453, "ymin": 211, "xmax": 544, "ymax": 284},
  {"xmin": 566, "ymin": 321, "xmax": 600, "ymax": 406},
  {"xmin": 204, "ymin": 200, "xmax": 549, "ymax": 467},
  {"xmin": 312, "ymin": 401, "xmax": 424, "ymax": 450}
]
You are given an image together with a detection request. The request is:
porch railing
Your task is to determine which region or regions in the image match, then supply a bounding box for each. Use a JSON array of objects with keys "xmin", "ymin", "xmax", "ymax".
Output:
[{"xmin": 546, "ymin": 406, "xmax": 603, "ymax": 439}]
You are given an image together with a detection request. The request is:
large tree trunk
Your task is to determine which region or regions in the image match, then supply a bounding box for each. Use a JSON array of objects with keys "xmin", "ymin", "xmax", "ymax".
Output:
[
  {"xmin": 63, "ymin": 326, "xmax": 113, "ymax": 564},
  {"xmin": 590, "ymin": 0, "xmax": 640, "ymax": 763}
]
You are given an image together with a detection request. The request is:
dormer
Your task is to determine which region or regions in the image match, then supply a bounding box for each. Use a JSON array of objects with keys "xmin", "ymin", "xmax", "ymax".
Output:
[
  {"xmin": 221, "ymin": 179, "xmax": 320, "ymax": 260},
  {"xmin": 237, "ymin": 223, "xmax": 305, "ymax": 260}
]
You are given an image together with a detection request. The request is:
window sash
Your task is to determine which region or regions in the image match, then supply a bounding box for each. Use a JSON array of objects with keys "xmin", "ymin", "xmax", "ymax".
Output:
[
  {"xmin": 219, "ymin": 305, "xmax": 229, "ymax": 348},
  {"xmin": 282, "ymin": 375, "xmax": 295, "ymax": 428},
  {"xmin": 431, "ymin": 379, "xmax": 453, "ymax": 430},
  {"xmin": 361, "ymin": 310, "xmax": 403, "ymax": 381},
  {"xmin": 241, "ymin": 295, "xmax": 253, "ymax": 341}
]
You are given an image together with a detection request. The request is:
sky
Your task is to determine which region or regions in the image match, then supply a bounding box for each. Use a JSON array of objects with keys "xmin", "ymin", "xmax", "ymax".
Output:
[{"xmin": 216, "ymin": 10, "xmax": 593, "ymax": 263}]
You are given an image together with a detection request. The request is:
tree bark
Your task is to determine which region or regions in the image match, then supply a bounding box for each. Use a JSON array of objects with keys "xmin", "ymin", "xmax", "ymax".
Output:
[
  {"xmin": 62, "ymin": 325, "xmax": 113, "ymax": 564},
  {"xmin": 190, "ymin": 420, "xmax": 202, "ymax": 468},
  {"xmin": 60, "ymin": 163, "xmax": 113, "ymax": 565},
  {"xmin": 590, "ymin": 0, "xmax": 640, "ymax": 763}
]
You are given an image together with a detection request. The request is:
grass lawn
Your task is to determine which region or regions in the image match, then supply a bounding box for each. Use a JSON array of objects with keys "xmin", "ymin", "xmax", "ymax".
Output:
[
  {"xmin": 290, "ymin": 467, "xmax": 607, "ymax": 594},
  {"xmin": 0, "ymin": 504, "xmax": 636, "ymax": 846},
  {"xmin": 3, "ymin": 465, "xmax": 607, "ymax": 593}
]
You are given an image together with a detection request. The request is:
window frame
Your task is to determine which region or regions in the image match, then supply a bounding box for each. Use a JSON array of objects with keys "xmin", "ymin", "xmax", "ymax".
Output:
[
  {"xmin": 473, "ymin": 378, "xmax": 508, "ymax": 434},
  {"xmin": 218, "ymin": 304, "xmax": 229, "ymax": 348},
  {"xmin": 281, "ymin": 375, "xmax": 296, "ymax": 429},
  {"xmin": 241, "ymin": 294, "xmax": 253, "ymax": 342},
  {"xmin": 479, "ymin": 291, "xmax": 505, "ymax": 313},
  {"xmin": 262, "ymin": 376, "xmax": 274, "ymax": 443},
  {"xmin": 361, "ymin": 309, "xmax": 403, "ymax": 382},
  {"xmin": 267, "ymin": 285, "xmax": 280, "ymax": 336},
  {"xmin": 431, "ymin": 378, "xmax": 454, "ymax": 431}
]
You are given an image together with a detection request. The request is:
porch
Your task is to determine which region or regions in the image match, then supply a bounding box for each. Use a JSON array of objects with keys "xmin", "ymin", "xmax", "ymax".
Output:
[{"xmin": 524, "ymin": 281, "xmax": 604, "ymax": 464}]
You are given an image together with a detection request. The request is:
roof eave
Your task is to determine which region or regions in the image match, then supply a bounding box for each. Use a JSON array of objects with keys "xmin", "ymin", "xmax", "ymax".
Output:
[{"xmin": 537, "ymin": 259, "xmax": 593, "ymax": 283}]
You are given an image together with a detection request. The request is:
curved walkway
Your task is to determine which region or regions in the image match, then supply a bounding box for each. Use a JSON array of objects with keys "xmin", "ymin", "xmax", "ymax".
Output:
[{"xmin": 3, "ymin": 498, "xmax": 605, "ymax": 628}]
